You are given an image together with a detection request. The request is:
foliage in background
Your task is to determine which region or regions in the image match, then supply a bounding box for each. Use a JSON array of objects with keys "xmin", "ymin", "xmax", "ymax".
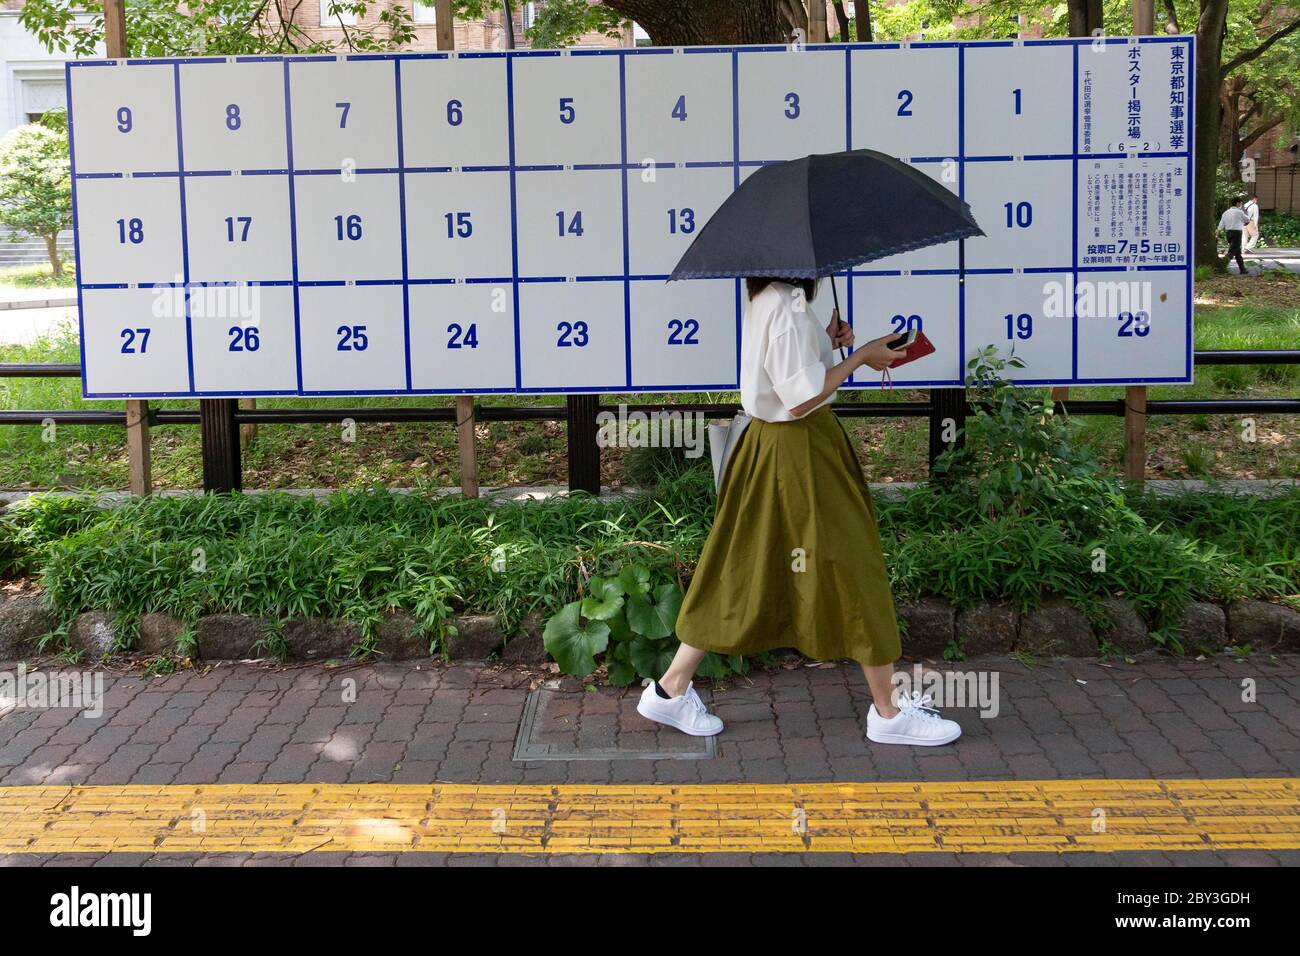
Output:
[
  {"xmin": 933, "ymin": 345, "xmax": 1140, "ymax": 539},
  {"xmin": 1261, "ymin": 212, "xmax": 1300, "ymax": 248},
  {"xmin": 0, "ymin": 113, "xmax": 73, "ymax": 277},
  {"xmin": 18, "ymin": 0, "xmax": 416, "ymax": 56}
]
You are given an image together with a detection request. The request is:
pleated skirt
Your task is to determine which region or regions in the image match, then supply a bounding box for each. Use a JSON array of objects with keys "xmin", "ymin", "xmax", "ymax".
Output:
[{"xmin": 675, "ymin": 405, "xmax": 902, "ymax": 667}]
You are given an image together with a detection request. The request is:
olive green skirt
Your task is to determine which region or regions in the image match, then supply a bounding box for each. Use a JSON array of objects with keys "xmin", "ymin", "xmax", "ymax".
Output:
[{"xmin": 675, "ymin": 406, "xmax": 901, "ymax": 667}]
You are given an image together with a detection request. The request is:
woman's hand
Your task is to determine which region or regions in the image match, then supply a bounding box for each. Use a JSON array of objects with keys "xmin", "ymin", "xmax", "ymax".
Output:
[
  {"xmin": 826, "ymin": 308, "xmax": 854, "ymax": 349},
  {"xmin": 854, "ymin": 333, "xmax": 908, "ymax": 371}
]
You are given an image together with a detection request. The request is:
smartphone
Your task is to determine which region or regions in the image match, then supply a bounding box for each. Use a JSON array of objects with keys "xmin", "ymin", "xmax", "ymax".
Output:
[{"xmin": 886, "ymin": 330, "xmax": 919, "ymax": 351}]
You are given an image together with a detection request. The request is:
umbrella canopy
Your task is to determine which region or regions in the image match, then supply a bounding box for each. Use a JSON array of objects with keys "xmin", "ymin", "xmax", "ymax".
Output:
[{"xmin": 668, "ymin": 149, "xmax": 983, "ymax": 281}]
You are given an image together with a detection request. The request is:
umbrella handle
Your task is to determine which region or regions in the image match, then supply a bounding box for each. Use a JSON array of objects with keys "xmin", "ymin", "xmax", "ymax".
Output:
[{"xmin": 830, "ymin": 275, "xmax": 848, "ymax": 363}]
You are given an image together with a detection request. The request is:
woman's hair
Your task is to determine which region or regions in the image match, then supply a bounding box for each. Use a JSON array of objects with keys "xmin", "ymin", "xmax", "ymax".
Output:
[{"xmin": 746, "ymin": 276, "xmax": 817, "ymax": 301}]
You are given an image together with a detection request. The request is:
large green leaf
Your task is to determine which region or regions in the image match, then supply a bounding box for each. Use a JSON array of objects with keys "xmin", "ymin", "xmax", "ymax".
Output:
[
  {"xmin": 626, "ymin": 582, "xmax": 683, "ymax": 639},
  {"xmin": 604, "ymin": 640, "xmax": 637, "ymax": 687},
  {"xmin": 542, "ymin": 602, "xmax": 609, "ymax": 676},
  {"xmin": 617, "ymin": 563, "xmax": 651, "ymax": 596},
  {"xmin": 695, "ymin": 652, "xmax": 730, "ymax": 680},
  {"xmin": 628, "ymin": 636, "xmax": 677, "ymax": 681},
  {"xmin": 580, "ymin": 575, "xmax": 625, "ymax": 621}
]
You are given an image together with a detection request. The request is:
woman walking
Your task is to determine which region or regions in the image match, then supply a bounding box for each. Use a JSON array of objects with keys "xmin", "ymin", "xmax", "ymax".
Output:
[{"xmin": 637, "ymin": 276, "xmax": 962, "ymax": 747}]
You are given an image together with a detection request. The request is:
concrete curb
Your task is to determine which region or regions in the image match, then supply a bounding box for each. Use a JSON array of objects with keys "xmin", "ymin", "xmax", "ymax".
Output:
[{"xmin": 3, "ymin": 596, "xmax": 1296, "ymax": 665}]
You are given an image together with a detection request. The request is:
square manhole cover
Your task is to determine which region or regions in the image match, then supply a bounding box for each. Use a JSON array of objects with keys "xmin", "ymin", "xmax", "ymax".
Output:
[{"xmin": 512, "ymin": 683, "xmax": 717, "ymax": 761}]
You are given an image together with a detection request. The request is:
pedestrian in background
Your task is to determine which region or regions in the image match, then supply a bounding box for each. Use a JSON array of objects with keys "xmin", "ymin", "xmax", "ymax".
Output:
[
  {"xmin": 1243, "ymin": 194, "xmax": 1261, "ymax": 253},
  {"xmin": 1218, "ymin": 197, "xmax": 1251, "ymax": 276}
]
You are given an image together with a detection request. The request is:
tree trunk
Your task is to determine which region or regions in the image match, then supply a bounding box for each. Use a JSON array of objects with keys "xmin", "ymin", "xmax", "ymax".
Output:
[
  {"xmin": 853, "ymin": 0, "xmax": 871, "ymax": 41},
  {"xmin": 601, "ymin": 0, "xmax": 789, "ymax": 45},
  {"xmin": 1068, "ymin": 0, "xmax": 1104, "ymax": 36},
  {"xmin": 1195, "ymin": 0, "xmax": 1230, "ymax": 269},
  {"xmin": 831, "ymin": 2, "xmax": 850, "ymax": 40},
  {"xmin": 45, "ymin": 233, "xmax": 62, "ymax": 277}
]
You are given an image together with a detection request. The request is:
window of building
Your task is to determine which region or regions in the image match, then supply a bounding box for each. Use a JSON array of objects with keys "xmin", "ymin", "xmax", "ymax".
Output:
[
  {"xmin": 321, "ymin": 0, "xmax": 358, "ymax": 26},
  {"xmin": 522, "ymin": 2, "xmax": 538, "ymax": 31},
  {"xmin": 414, "ymin": 1, "xmax": 437, "ymax": 24}
]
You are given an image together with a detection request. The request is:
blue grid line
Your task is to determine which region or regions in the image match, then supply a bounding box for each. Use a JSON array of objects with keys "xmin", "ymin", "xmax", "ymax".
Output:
[
  {"xmin": 172, "ymin": 63, "xmax": 196, "ymax": 393},
  {"xmin": 394, "ymin": 59, "xmax": 412, "ymax": 392}
]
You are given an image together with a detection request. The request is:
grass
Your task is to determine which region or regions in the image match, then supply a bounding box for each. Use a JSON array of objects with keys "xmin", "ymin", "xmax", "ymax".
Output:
[
  {"xmin": 2, "ymin": 478, "xmax": 1295, "ymax": 659},
  {"xmin": 0, "ymin": 263, "xmax": 75, "ymax": 290},
  {"xmin": 0, "ymin": 278, "xmax": 1296, "ymax": 491}
]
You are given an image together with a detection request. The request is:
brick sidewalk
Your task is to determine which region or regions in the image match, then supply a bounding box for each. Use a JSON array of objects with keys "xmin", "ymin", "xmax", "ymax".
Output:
[{"xmin": 2, "ymin": 653, "xmax": 1298, "ymax": 866}]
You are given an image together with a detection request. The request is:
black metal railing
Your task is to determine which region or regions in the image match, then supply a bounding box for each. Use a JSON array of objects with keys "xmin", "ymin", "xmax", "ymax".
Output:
[{"xmin": 1, "ymin": 349, "xmax": 1297, "ymax": 492}]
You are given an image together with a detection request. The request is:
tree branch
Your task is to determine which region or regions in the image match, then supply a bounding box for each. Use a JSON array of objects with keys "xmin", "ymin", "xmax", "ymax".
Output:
[{"xmin": 1223, "ymin": 17, "xmax": 1300, "ymax": 74}]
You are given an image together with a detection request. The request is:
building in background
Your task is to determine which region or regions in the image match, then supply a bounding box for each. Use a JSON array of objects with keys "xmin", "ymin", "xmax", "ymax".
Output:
[{"xmin": 0, "ymin": 1, "xmax": 98, "ymax": 135}]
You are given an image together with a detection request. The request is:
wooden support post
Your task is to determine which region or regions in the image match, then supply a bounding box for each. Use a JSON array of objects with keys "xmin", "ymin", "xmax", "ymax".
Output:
[
  {"xmin": 104, "ymin": 0, "xmax": 152, "ymax": 496},
  {"xmin": 125, "ymin": 401, "xmax": 151, "ymax": 495},
  {"xmin": 566, "ymin": 395, "xmax": 601, "ymax": 495},
  {"xmin": 456, "ymin": 396, "xmax": 479, "ymax": 498},
  {"xmin": 1124, "ymin": 385, "xmax": 1147, "ymax": 483},
  {"xmin": 1123, "ymin": 0, "xmax": 1153, "ymax": 484},
  {"xmin": 435, "ymin": 0, "xmax": 454, "ymax": 52},
  {"xmin": 809, "ymin": 1, "xmax": 828, "ymax": 43},
  {"xmin": 238, "ymin": 398, "xmax": 257, "ymax": 452}
]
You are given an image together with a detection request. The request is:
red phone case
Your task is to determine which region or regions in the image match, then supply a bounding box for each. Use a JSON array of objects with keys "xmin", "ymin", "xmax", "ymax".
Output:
[{"xmin": 888, "ymin": 330, "xmax": 935, "ymax": 368}]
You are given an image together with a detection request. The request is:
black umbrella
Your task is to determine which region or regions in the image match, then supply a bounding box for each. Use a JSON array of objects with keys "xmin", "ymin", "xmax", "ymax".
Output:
[
  {"xmin": 669, "ymin": 148, "xmax": 983, "ymax": 280},
  {"xmin": 668, "ymin": 148, "xmax": 984, "ymax": 359}
]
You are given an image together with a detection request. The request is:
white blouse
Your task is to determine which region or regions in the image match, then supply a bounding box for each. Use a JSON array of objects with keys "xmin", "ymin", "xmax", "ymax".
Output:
[{"xmin": 739, "ymin": 280, "xmax": 836, "ymax": 423}]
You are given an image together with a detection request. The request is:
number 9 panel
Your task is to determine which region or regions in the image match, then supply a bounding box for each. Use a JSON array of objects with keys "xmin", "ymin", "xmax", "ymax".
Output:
[{"xmin": 68, "ymin": 62, "xmax": 178, "ymax": 175}]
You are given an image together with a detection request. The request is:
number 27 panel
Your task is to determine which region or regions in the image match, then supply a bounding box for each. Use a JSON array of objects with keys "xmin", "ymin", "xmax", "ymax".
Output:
[{"xmin": 67, "ymin": 39, "xmax": 1192, "ymax": 398}]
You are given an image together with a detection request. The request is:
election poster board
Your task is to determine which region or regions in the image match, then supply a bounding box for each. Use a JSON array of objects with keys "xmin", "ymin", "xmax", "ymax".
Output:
[{"xmin": 65, "ymin": 36, "xmax": 1194, "ymax": 398}]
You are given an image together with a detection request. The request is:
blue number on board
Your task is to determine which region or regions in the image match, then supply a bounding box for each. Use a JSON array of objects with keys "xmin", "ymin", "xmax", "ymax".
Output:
[
  {"xmin": 334, "ymin": 214, "xmax": 363, "ymax": 241},
  {"xmin": 228, "ymin": 326, "xmax": 260, "ymax": 352},
  {"xmin": 225, "ymin": 216, "xmax": 252, "ymax": 242},
  {"xmin": 116, "ymin": 218, "xmax": 144, "ymax": 244},
  {"xmin": 897, "ymin": 90, "xmax": 913, "ymax": 116},
  {"xmin": 890, "ymin": 313, "xmax": 923, "ymax": 334},
  {"xmin": 1116, "ymin": 311, "xmax": 1150, "ymax": 338},
  {"xmin": 557, "ymin": 321, "xmax": 589, "ymax": 348},
  {"xmin": 447, "ymin": 99, "xmax": 463, "ymax": 126},
  {"xmin": 1004, "ymin": 202, "xmax": 1032, "ymax": 228},
  {"xmin": 116, "ymin": 107, "xmax": 132, "ymax": 133},
  {"xmin": 556, "ymin": 211, "xmax": 584, "ymax": 237},
  {"xmin": 671, "ymin": 95, "xmax": 687, "ymax": 122},
  {"xmin": 1012, "ymin": 89, "xmax": 1022, "ymax": 115},
  {"xmin": 668, "ymin": 208, "xmax": 695, "ymax": 235},
  {"xmin": 120, "ymin": 327, "xmax": 150, "ymax": 353},
  {"xmin": 559, "ymin": 97, "xmax": 575, "ymax": 125},
  {"xmin": 784, "ymin": 92, "xmax": 800, "ymax": 119},
  {"xmin": 226, "ymin": 104, "xmax": 241, "ymax": 130},
  {"xmin": 444, "ymin": 212, "xmax": 473, "ymax": 238},
  {"xmin": 667, "ymin": 318, "xmax": 700, "ymax": 346},
  {"xmin": 337, "ymin": 325, "xmax": 369, "ymax": 351},
  {"xmin": 336, "ymin": 102, "xmax": 351, "ymax": 128},
  {"xmin": 447, "ymin": 323, "xmax": 479, "ymax": 349},
  {"xmin": 1004, "ymin": 312, "xmax": 1033, "ymax": 340}
]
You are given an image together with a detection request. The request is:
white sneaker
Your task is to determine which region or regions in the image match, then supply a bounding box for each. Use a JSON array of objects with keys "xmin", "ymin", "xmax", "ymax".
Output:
[
  {"xmin": 636, "ymin": 680, "xmax": 723, "ymax": 736},
  {"xmin": 866, "ymin": 691, "xmax": 962, "ymax": 746}
]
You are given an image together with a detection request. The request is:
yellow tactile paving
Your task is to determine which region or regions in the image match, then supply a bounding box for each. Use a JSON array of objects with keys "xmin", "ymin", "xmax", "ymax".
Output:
[{"xmin": 0, "ymin": 778, "xmax": 1296, "ymax": 854}]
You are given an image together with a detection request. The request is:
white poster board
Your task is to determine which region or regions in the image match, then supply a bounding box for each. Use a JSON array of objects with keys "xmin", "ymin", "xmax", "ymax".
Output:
[{"xmin": 66, "ymin": 37, "xmax": 1194, "ymax": 398}]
